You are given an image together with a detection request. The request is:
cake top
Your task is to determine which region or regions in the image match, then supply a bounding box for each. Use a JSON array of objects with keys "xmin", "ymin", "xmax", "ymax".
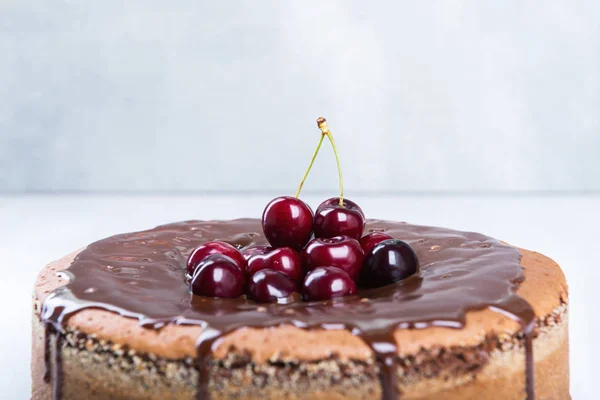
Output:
[
  {"xmin": 43, "ymin": 219, "xmax": 534, "ymax": 331},
  {"xmin": 41, "ymin": 218, "xmax": 539, "ymax": 399}
]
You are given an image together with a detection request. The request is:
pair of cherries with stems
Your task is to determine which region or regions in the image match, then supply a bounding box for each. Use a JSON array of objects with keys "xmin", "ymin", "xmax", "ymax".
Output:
[{"xmin": 187, "ymin": 117, "xmax": 419, "ymax": 303}]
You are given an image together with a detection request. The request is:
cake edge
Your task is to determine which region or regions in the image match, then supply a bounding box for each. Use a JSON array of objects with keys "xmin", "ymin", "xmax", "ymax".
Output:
[{"xmin": 31, "ymin": 300, "xmax": 569, "ymax": 399}]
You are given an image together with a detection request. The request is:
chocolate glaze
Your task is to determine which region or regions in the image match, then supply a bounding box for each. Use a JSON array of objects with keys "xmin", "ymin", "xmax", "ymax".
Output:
[
  {"xmin": 40, "ymin": 219, "xmax": 536, "ymax": 400},
  {"xmin": 42, "ymin": 324, "xmax": 64, "ymax": 399},
  {"xmin": 43, "ymin": 325, "xmax": 51, "ymax": 384},
  {"xmin": 53, "ymin": 331, "xmax": 64, "ymax": 400}
]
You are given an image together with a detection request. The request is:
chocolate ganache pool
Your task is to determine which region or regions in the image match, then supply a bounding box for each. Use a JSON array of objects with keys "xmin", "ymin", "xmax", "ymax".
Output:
[{"xmin": 41, "ymin": 219, "xmax": 536, "ymax": 400}]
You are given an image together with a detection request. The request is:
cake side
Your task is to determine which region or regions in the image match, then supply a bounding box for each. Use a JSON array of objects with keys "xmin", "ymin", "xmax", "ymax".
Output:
[{"xmin": 32, "ymin": 298, "xmax": 569, "ymax": 399}]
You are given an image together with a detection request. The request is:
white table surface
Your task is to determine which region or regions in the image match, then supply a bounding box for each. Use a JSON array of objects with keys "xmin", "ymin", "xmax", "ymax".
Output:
[{"xmin": 0, "ymin": 194, "xmax": 597, "ymax": 399}]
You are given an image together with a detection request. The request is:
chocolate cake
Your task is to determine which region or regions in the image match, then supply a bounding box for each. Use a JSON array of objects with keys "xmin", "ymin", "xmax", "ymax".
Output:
[{"xmin": 32, "ymin": 219, "xmax": 569, "ymax": 399}]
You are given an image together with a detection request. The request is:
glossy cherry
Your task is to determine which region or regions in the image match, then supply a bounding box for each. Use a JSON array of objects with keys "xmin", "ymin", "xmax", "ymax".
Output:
[
  {"xmin": 262, "ymin": 196, "xmax": 314, "ymax": 249},
  {"xmin": 302, "ymin": 266, "xmax": 357, "ymax": 301},
  {"xmin": 190, "ymin": 254, "xmax": 245, "ymax": 298},
  {"xmin": 247, "ymin": 269, "xmax": 297, "ymax": 303},
  {"xmin": 187, "ymin": 241, "xmax": 246, "ymax": 276},
  {"xmin": 313, "ymin": 197, "xmax": 365, "ymax": 240},
  {"xmin": 359, "ymin": 239, "xmax": 419, "ymax": 288},
  {"xmin": 246, "ymin": 247, "xmax": 303, "ymax": 282},
  {"xmin": 241, "ymin": 245, "xmax": 272, "ymax": 261},
  {"xmin": 359, "ymin": 232, "xmax": 394, "ymax": 255},
  {"xmin": 303, "ymin": 236, "xmax": 364, "ymax": 280}
]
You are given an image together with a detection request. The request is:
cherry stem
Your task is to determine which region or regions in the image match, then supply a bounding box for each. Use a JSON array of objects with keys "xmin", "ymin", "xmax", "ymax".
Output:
[
  {"xmin": 295, "ymin": 134, "xmax": 325, "ymax": 199},
  {"xmin": 317, "ymin": 117, "xmax": 344, "ymax": 207},
  {"xmin": 295, "ymin": 117, "xmax": 345, "ymax": 207}
]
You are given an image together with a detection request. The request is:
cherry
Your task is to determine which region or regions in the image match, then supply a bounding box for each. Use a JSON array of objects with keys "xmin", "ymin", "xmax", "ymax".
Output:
[
  {"xmin": 241, "ymin": 245, "xmax": 272, "ymax": 261},
  {"xmin": 246, "ymin": 247, "xmax": 303, "ymax": 282},
  {"xmin": 190, "ymin": 254, "xmax": 245, "ymax": 298},
  {"xmin": 360, "ymin": 232, "xmax": 394, "ymax": 255},
  {"xmin": 314, "ymin": 197, "xmax": 365, "ymax": 240},
  {"xmin": 302, "ymin": 266, "xmax": 357, "ymax": 301},
  {"xmin": 262, "ymin": 196, "xmax": 314, "ymax": 249},
  {"xmin": 187, "ymin": 241, "xmax": 246, "ymax": 276},
  {"xmin": 303, "ymin": 236, "xmax": 364, "ymax": 280},
  {"xmin": 316, "ymin": 197, "xmax": 365, "ymax": 219},
  {"xmin": 359, "ymin": 239, "xmax": 419, "ymax": 288},
  {"xmin": 247, "ymin": 269, "xmax": 297, "ymax": 303}
]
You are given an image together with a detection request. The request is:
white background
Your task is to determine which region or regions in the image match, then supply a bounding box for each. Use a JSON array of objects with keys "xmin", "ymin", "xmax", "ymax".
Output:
[
  {"xmin": 0, "ymin": 194, "xmax": 597, "ymax": 398},
  {"xmin": 1, "ymin": 1, "xmax": 599, "ymax": 193}
]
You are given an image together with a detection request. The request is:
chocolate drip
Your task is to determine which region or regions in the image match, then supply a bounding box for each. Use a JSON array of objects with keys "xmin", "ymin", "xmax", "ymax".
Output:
[
  {"xmin": 360, "ymin": 331, "xmax": 399, "ymax": 400},
  {"xmin": 52, "ymin": 333, "xmax": 64, "ymax": 400},
  {"xmin": 525, "ymin": 321, "xmax": 536, "ymax": 400},
  {"xmin": 40, "ymin": 219, "xmax": 537, "ymax": 399},
  {"xmin": 43, "ymin": 324, "xmax": 52, "ymax": 384},
  {"xmin": 195, "ymin": 328, "xmax": 223, "ymax": 400},
  {"xmin": 42, "ymin": 324, "xmax": 64, "ymax": 400}
]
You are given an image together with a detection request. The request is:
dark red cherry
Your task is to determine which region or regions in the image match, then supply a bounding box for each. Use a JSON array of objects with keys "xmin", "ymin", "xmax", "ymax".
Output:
[
  {"xmin": 187, "ymin": 241, "xmax": 246, "ymax": 276},
  {"xmin": 247, "ymin": 269, "xmax": 297, "ymax": 303},
  {"xmin": 303, "ymin": 236, "xmax": 364, "ymax": 280},
  {"xmin": 313, "ymin": 197, "xmax": 365, "ymax": 240},
  {"xmin": 246, "ymin": 247, "xmax": 303, "ymax": 282},
  {"xmin": 191, "ymin": 254, "xmax": 245, "ymax": 298},
  {"xmin": 316, "ymin": 197, "xmax": 365, "ymax": 218},
  {"xmin": 359, "ymin": 232, "xmax": 394, "ymax": 255},
  {"xmin": 262, "ymin": 196, "xmax": 314, "ymax": 249},
  {"xmin": 241, "ymin": 245, "xmax": 272, "ymax": 261},
  {"xmin": 359, "ymin": 239, "xmax": 419, "ymax": 288},
  {"xmin": 302, "ymin": 266, "xmax": 357, "ymax": 301}
]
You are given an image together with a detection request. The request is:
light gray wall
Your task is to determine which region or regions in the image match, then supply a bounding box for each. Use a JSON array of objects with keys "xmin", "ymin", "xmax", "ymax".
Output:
[{"xmin": 1, "ymin": 1, "xmax": 599, "ymax": 193}]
